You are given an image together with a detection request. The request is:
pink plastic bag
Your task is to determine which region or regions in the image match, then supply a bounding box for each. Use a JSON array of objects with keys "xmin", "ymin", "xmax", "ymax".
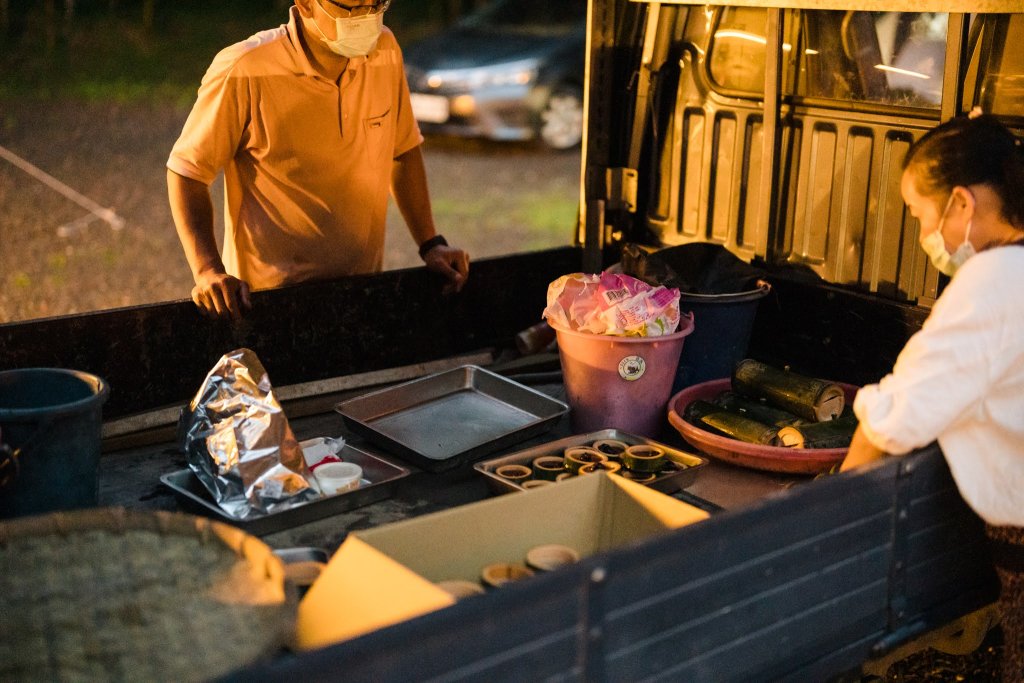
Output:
[{"xmin": 543, "ymin": 272, "xmax": 681, "ymax": 337}]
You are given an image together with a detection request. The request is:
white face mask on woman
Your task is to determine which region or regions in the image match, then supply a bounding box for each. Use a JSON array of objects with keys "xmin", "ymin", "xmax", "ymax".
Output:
[
  {"xmin": 313, "ymin": 0, "xmax": 384, "ymax": 58},
  {"xmin": 920, "ymin": 192, "xmax": 976, "ymax": 277}
]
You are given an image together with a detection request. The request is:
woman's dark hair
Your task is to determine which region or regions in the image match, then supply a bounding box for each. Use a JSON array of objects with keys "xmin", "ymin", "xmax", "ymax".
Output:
[{"xmin": 903, "ymin": 114, "xmax": 1024, "ymax": 228}]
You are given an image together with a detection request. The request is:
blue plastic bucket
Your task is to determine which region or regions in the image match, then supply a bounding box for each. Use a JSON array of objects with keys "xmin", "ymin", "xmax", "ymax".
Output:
[
  {"xmin": 672, "ymin": 282, "xmax": 771, "ymax": 394},
  {"xmin": 0, "ymin": 368, "xmax": 109, "ymax": 519}
]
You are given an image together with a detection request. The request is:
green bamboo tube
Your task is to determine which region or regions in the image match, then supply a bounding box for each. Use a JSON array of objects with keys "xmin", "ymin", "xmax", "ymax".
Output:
[
  {"xmin": 732, "ymin": 359, "xmax": 845, "ymax": 422},
  {"xmin": 715, "ymin": 391, "xmax": 804, "ymax": 427},
  {"xmin": 617, "ymin": 469, "xmax": 656, "ymax": 484},
  {"xmin": 699, "ymin": 411, "xmax": 781, "ymax": 447},
  {"xmin": 532, "ymin": 455, "xmax": 567, "ymax": 481},
  {"xmin": 682, "ymin": 399, "xmax": 722, "ymax": 424},
  {"xmin": 564, "ymin": 447, "xmax": 607, "ymax": 474},
  {"xmin": 777, "ymin": 413, "xmax": 858, "ymax": 449},
  {"xmin": 591, "ymin": 439, "xmax": 629, "ymax": 459},
  {"xmin": 579, "ymin": 460, "xmax": 622, "ymax": 475},
  {"xmin": 620, "ymin": 444, "xmax": 666, "ymax": 472},
  {"xmin": 495, "ymin": 464, "xmax": 532, "ymax": 484}
]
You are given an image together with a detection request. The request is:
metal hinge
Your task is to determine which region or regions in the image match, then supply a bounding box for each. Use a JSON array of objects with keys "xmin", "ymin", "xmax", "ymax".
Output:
[{"xmin": 604, "ymin": 167, "xmax": 638, "ymax": 213}]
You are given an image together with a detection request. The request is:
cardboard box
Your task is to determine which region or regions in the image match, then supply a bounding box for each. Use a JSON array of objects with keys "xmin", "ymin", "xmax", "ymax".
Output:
[{"xmin": 296, "ymin": 472, "xmax": 709, "ymax": 650}]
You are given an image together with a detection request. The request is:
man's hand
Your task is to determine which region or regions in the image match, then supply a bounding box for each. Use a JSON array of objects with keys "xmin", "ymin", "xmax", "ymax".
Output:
[
  {"xmin": 423, "ymin": 244, "xmax": 470, "ymax": 294},
  {"xmin": 191, "ymin": 270, "xmax": 252, "ymax": 320},
  {"xmin": 168, "ymin": 170, "xmax": 250, "ymax": 319}
]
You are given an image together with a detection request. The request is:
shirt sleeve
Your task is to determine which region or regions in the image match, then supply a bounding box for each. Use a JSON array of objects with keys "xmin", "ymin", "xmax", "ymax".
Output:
[
  {"xmin": 853, "ymin": 266, "xmax": 1000, "ymax": 455},
  {"xmin": 391, "ymin": 41, "xmax": 424, "ymax": 159},
  {"xmin": 166, "ymin": 46, "xmax": 250, "ymax": 185}
]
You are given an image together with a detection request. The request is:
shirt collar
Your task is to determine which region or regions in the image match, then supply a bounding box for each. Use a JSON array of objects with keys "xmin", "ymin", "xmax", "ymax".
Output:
[{"xmin": 286, "ymin": 6, "xmax": 370, "ymax": 79}]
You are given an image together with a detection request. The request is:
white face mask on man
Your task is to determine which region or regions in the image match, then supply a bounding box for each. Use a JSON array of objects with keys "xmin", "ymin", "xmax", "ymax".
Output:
[
  {"xmin": 920, "ymin": 192, "xmax": 976, "ymax": 277},
  {"xmin": 313, "ymin": 0, "xmax": 384, "ymax": 58}
]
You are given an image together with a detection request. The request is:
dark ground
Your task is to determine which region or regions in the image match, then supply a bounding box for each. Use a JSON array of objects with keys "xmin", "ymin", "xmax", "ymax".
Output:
[{"xmin": 872, "ymin": 628, "xmax": 1003, "ymax": 682}]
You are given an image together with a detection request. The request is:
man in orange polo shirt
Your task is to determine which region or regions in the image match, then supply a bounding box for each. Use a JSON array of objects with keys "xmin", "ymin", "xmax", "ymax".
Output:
[{"xmin": 167, "ymin": 0, "xmax": 469, "ymax": 319}]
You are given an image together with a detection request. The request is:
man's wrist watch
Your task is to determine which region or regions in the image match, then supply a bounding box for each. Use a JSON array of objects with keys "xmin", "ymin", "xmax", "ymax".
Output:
[{"xmin": 418, "ymin": 234, "xmax": 448, "ymax": 259}]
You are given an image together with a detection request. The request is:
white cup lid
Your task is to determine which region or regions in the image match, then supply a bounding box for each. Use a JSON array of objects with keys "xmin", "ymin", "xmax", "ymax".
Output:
[{"xmin": 315, "ymin": 462, "xmax": 362, "ymax": 488}]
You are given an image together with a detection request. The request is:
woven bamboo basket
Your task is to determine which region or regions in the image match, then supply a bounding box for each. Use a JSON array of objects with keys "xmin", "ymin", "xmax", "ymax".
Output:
[{"xmin": 0, "ymin": 507, "xmax": 297, "ymax": 682}]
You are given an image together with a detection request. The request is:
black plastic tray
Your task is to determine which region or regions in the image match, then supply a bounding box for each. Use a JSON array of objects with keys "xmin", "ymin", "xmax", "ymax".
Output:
[
  {"xmin": 474, "ymin": 429, "xmax": 709, "ymax": 494},
  {"xmin": 335, "ymin": 365, "xmax": 568, "ymax": 472},
  {"xmin": 160, "ymin": 444, "xmax": 409, "ymax": 536}
]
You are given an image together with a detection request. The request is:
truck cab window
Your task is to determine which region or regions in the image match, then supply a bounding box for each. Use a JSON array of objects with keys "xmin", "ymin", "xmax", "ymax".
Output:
[
  {"xmin": 709, "ymin": 7, "xmax": 768, "ymax": 93},
  {"xmin": 705, "ymin": 9, "xmax": 946, "ymax": 108},
  {"xmin": 979, "ymin": 14, "xmax": 1024, "ymax": 116},
  {"xmin": 798, "ymin": 11, "xmax": 947, "ymax": 107}
]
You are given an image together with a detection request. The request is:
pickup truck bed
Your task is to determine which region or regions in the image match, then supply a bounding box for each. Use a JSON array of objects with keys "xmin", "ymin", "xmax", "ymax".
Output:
[{"xmin": 2, "ymin": 249, "xmax": 999, "ymax": 680}]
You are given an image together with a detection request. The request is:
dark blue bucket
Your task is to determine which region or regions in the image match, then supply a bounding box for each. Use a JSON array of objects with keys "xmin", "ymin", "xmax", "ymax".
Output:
[
  {"xmin": 672, "ymin": 282, "xmax": 771, "ymax": 394},
  {"xmin": 0, "ymin": 368, "xmax": 109, "ymax": 519}
]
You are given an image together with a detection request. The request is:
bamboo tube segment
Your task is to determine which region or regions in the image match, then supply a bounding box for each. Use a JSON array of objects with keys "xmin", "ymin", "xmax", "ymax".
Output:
[
  {"xmin": 732, "ymin": 359, "xmax": 845, "ymax": 422},
  {"xmin": 564, "ymin": 447, "xmax": 607, "ymax": 474},
  {"xmin": 699, "ymin": 411, "xmax": 781, "ymax": 447},
  {"xmin": 481, "ymin": 563, "xmax": 534, "ymax": 588},
  {"xmin": 682, "ymin": 399, "xmax": 722, "ymax": 424},
  {"xmin": 579, "ymin": 460, "xmax": 622, "ymax": 475},
  {"xmin": 777, "ymin": 414, "xmax": 858, "ymax": 448},
  {"xmin": 617, "ymin": 469, "xmax": 656, "ymax": 483},
  {"xmin": 591, "ymin": 439, "xmax": 629, "ymax": 459},
  {"xmin": 715, "ymin": 391, "xmax": 804, "ymax": 427},
  {"xmin": 495, "ymin": 464, "xmax": 532, "ymax": 484},
  {"xmin": 620, "ymin": 444, "xmax": 667, "ymax": 472},
  {"xmin": 532, "ymin": 455, "xmax": 567, "ymax": 481}
]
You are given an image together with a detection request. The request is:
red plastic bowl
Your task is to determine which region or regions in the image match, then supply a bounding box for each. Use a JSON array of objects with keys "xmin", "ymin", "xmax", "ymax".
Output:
[{"xmin": 667, "ymin": 378, "xmax": 860, "ymax": 475}]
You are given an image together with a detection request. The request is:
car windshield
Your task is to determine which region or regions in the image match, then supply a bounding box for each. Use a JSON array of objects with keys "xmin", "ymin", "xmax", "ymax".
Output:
[{"xmin": 461, "ymin": 0, "xmax": 586, "ymax": 37}]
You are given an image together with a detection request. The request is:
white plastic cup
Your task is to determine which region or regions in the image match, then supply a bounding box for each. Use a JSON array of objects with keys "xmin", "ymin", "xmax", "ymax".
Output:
[{"xmin": 314, "ymin": 462, "xmax": 363, "ymax": 495}]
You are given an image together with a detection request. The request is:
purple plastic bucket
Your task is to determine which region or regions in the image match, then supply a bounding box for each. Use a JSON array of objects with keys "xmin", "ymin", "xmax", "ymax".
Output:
[{"xmin": 552, "ymin": 316, "xmax": 694, "ymax": 437}]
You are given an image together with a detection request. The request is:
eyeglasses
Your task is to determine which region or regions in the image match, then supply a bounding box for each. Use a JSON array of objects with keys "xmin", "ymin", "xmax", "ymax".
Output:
[{"xmin": 320, "ymin": 0, "xmax": 391, "ymax": 18}]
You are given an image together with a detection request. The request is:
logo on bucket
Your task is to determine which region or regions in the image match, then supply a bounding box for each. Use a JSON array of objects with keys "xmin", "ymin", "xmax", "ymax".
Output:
[{"xmin": 618, "ymin": 355, "xmax": 646, "ymax": 381}]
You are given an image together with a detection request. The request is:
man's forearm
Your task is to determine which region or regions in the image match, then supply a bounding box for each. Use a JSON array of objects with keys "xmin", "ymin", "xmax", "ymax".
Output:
[
  {"xmin": 167, "ymin": 169, "xmax": 224, "ymax": 281},
  {"xmin": 390, "ymin": 146, "xmax": 437, "ymax": 247}
]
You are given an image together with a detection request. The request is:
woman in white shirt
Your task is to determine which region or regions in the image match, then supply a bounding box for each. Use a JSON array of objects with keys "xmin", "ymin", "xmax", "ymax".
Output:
[{"xmin": 840, "ymin": 113, "xmax": 1024, "ymax": 681}]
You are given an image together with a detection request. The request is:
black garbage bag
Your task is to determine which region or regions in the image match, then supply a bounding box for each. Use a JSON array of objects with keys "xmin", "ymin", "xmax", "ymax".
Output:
[{"xmin": 621, "ymin": 243, "xmax": 768, "ymax": 294}]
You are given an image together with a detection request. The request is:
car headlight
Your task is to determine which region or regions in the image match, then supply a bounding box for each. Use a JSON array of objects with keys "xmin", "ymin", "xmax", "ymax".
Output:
[{"xmin": 425, "ymin": 59, "xmax": 540, "ymax": 91}]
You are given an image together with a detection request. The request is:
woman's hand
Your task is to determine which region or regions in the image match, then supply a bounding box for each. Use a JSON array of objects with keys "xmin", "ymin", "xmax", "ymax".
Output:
[{"xmin": 839, "ymin": 425, "xmax": 886, "ymax": 472}]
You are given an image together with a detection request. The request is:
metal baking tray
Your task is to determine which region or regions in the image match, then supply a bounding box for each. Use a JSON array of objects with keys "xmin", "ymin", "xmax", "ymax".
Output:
[
  {"xmin": 335, "ymin": 365, "xmax": 569, "ymax": 472},
  {"xmin": 160, "ymin": 444, "xmax": 410, "ymax": 536},
  {"xmin": 475, "ymin": 429, "xmax": 709, "ymax": 495}
]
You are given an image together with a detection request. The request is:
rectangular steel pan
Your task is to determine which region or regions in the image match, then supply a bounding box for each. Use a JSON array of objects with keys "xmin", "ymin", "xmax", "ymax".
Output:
[
  {"xmin": 160, "ymin": 443, "xmax": 409, "ymax": 536},
  {"xmin": 335, "ymin": 365, "xmax": 568, "ymax": 472},
  {"xmin": 475, "ymin": 429, "xmax": 709, "ymax": 494}
]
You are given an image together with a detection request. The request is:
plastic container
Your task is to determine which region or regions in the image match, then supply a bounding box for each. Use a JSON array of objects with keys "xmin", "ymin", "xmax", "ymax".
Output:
[
  {"xmin": 0, "ymin": 368, "xmax": 109, "ymax": 519},
  {"xmin": 552, "ymin": 316, "xmax": 694, "ymax": 437},
  {"xmin": 673, "ymin": 282, "xmax": 771, "ymax": 393},
  {"xmin": 314, "ymin": 462, "xmax": 363, "ymax": 496}
]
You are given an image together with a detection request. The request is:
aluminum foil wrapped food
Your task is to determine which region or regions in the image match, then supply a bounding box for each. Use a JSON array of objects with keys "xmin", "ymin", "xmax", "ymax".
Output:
[{"xmin": 177, "ymin": 348, "xmax": 319, "ymax": 519}]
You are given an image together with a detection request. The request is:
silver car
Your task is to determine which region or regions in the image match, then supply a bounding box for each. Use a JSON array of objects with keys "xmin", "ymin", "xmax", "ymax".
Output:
[{"xmin": 403, "ymin": 0, "xmax": 587, "ymax": 150}]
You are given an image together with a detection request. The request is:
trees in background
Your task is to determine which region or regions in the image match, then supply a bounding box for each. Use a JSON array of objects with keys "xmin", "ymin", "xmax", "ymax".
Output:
[{"xmin": 1, "ymin": 0, "xmax": 495, "ymax": 52}]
